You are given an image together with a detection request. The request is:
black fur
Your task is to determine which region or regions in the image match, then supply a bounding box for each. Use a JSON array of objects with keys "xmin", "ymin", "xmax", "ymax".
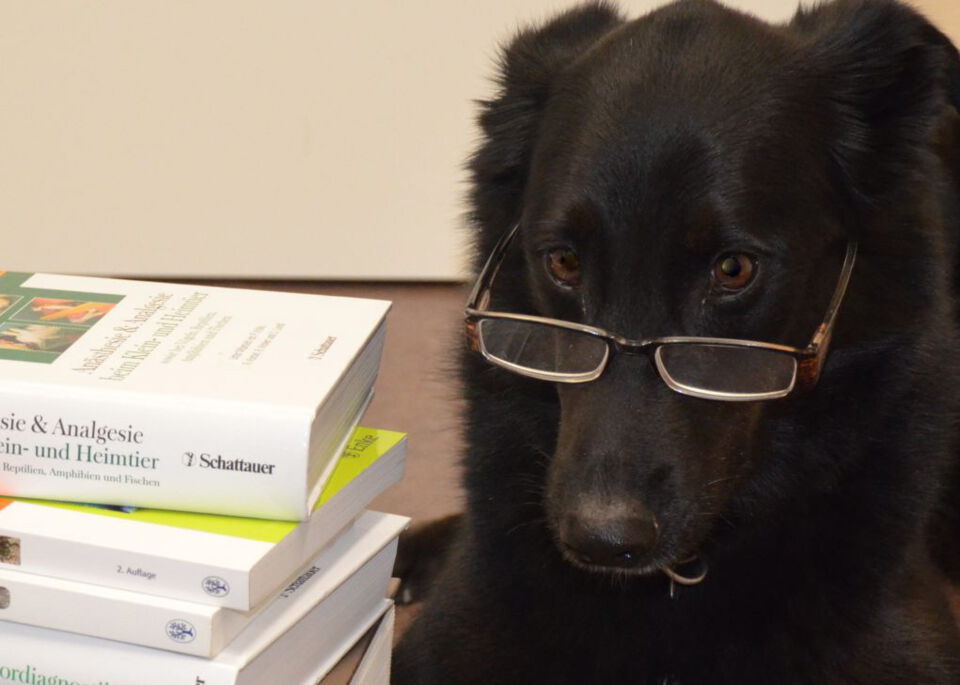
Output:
[{"xmin": 394, "ymin": 1, "xmax": 960, "ymax": 682}]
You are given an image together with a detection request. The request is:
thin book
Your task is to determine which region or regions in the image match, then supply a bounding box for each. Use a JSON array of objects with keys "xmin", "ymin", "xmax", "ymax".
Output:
[
  {"xmin": 0, "ymin": 427, "xmax": 406, "ymax": 610},
  {"xmin": 317, "ymin": 603, "xmax": 395, "ymax": 685},
  {"xmin": 0, "ymin": 511, "xmax": 407, "ymax": 661}
]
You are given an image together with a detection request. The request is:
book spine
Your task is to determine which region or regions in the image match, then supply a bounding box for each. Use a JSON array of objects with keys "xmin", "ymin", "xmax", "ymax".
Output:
[
  {"xmin": 0, "ymin": 514, "xmax": 407, "ymax": 685},
  {"xmin": 0, "ymin": 430, "xmax": 407, "ymax": 611},
  {"xmin": 0, "ymin": 627, "xmax": 240, "ymax": 685},
  {"xmin": 0, "ymin": 527, "xmax": 255, "ymax": 611},
  {"xmin": 0, "ymin": 598, "xmax": 395, "ymax": 685},
  {"xmin": 0, "ymin": 382, "xmax": 311, "ymax": 519},
  {"xmin": 305, "ymin": 322, "xmax": 386, "ymax": 511},
  {"xmin": 0, "ymin": 567, "xmax": 222, "ymax": 657}
]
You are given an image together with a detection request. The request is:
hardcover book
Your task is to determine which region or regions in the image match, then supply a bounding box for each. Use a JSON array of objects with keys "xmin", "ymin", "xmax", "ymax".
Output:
[
  {"xmin": 0, "ymin": 427, "xmax": 406, "ymax": 610},
  {"xmin": 0, "ymin": 511, "xmax": 407, "ymax": 660},
  {"xmin": 0, "ymin": 271, "xmax": 390, "ymax": 520}
]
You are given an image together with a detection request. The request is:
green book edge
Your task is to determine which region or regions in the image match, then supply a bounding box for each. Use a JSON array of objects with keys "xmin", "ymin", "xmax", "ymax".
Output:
[{"xmin": 0, "ymin": 426, "xmax": 405, "ymax": 544}]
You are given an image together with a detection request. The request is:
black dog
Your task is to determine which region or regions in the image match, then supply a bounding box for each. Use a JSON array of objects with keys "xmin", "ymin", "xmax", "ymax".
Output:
[{"xmin": 394, "ymin": 1, "xmax": 960, "ymax": 682}]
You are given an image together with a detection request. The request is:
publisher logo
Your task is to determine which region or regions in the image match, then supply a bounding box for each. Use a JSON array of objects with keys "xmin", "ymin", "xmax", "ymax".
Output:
[
  {"xmin": 202, "ymin": 576, "xmax": 230, "ymax": 598},
  {"xmin": 180, "ymin": 451, "xmax": 275, "ymax": 475},
  {"xmin": 166, "ymin": 619, "xmax": 196, "ymax": 644}
]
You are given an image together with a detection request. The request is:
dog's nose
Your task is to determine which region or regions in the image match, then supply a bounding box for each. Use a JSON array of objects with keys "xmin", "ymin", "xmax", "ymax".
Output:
[{"xmin": 560, "ymin": 501, "xmax": 659, "ymax": 569}]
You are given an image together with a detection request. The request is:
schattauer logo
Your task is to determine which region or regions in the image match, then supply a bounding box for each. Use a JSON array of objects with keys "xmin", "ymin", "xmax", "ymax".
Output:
[
  {"xmin": 166, "ymin": 619, "xmax": 196, "ymax": 644},
  {"xmin": 202, "ymin": 576, "xmax": 230, "ymax": 597},
  {"xmin": 181, "ymin": 451, "xmax": 276, "ymax": 475}
]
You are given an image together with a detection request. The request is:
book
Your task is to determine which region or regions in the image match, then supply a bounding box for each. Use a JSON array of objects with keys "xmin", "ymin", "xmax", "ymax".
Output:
[
  {"xmin": 346, "ymin": 601, "xmax": 395, "ymax": 685},
  {"xmin": 0, "ymin": 271, "xmax": 390, "ymax": 520},
  {"xmin": 0, "ymin": 427, "xmax": 406, "ymax": 610},
  {"xmin": 0, "ymin": 600, "xmax": 396, "ymax": 685},
  {"xmin": 317, "ymin": 603, "xmax": 395, "ymax": 685},
  {"xmin": 0, "ymin": 511, "xmax": 407, "ymax": 663}
]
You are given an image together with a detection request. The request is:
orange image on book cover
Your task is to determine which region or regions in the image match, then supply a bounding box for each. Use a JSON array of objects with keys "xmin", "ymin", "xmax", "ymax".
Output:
[
  {"xmin": 0, "ymin": 272, "xmax": 124, "ymax": 364},
  {"xmin": 13, "ymin": 298, "xmax": 115, "ymax": 325}
]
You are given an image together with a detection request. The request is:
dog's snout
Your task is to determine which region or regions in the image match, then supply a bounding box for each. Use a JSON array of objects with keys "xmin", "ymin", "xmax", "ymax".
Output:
[{"xmin": 560, "ymin": 501, "xmax": 659, "ymax": 569}]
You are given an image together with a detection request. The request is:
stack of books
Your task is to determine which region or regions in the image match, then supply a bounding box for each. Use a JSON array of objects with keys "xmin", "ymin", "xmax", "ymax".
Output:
[{"xmin": 0, "ymin": 271, "xmax": 409, "ymax": 684}]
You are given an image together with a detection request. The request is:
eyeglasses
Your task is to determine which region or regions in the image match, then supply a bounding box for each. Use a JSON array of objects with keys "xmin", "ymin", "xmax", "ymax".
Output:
[{"xmin": 465, "ymin": 223, "xmax": 857, "ymax": 401}]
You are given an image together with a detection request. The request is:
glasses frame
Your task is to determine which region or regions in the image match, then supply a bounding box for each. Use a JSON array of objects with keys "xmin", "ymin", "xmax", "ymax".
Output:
[{"xmin": 465, "ymin": 223, "xmax": 858, "ymax": 401}]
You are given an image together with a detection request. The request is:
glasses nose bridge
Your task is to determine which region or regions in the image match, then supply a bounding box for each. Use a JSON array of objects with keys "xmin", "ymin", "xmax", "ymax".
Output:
[{"xmin": 609, "ymin": 336, "xmax": 657, "ymax": 359}]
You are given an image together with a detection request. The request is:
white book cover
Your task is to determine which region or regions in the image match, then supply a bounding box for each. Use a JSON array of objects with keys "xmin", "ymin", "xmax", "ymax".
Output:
[
  {"xmin": 0, "ymin": 271, "xmax": 390, "ymax": 520},
  {"xmin": 0, "ymin": 516, "xmax": 403, "ymax": 685},
  {"xmin": 347, "ymin": 602, "xmax": 395, "ymax": 685},
  {"xmin": 0, "ymin": 511, "xmax": 407, "ymax": 659},
  {"xmin": 313, "ymin": 602, "xmax": 395, "ymax": 685},
  {"xmin": 0, "ymin": 427, "xmax": 406, "ymax": 610}
]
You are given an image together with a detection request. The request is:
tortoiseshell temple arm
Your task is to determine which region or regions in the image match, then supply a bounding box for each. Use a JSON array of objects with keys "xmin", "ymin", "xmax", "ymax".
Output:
[
  {"xmin": 466, "ymin": 223, "xmax": 522, "ymax": 311},
  {"xmin": 465, "ymin": 319, "xmax": 480, "ymax": 352},
  {"xmin": 795, "ymin": 242, "xmax": 858, "ymax": 390},
  {"xmin": 465, "ymin": 222, "xmax": 522, "ymax": 354}
]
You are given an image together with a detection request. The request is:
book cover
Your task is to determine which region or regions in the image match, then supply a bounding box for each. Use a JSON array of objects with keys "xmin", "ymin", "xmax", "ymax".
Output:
[
  {"xmin": 316, "ymin": 603, "xmax": 395, "ymax": 685},
  {"xmin": 0, "ymin": 271, "xmax": 390, "ymax": 520},
  {"xmin": 0, "ymin": 511, "xmax": 407, "ymax": 660},
  {"xmin": 347, "ymin": 602, "xmax": 395, "ymax": 685},
  {"xmin": 0, "ymin": 427, "xmax": 406, "ymax": 610}
]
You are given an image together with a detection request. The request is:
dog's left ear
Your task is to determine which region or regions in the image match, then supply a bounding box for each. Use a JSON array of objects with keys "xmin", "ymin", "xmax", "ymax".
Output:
[{"xmin": 793, "ymin": 0, "xmax": 960, "ymax": 202}]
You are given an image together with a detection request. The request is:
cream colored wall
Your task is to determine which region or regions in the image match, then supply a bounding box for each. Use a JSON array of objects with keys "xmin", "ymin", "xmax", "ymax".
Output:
[
  {"xmin": 1, "ymin": 0, "xmax": 950, "ymax": 280},
  {"xmin": 914, "ymin": 0, "xmax": 960, "ymax": 37}
]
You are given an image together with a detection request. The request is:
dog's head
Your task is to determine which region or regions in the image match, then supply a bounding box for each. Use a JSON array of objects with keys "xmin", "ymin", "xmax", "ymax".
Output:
[{"xmin": 466, "ymin": 0, "xmax": 960, "ymax": 580}]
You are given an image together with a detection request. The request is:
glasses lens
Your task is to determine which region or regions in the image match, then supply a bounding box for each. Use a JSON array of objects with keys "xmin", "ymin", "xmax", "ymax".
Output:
[
  {"xmin": 655, "ymin": 343, "xmax": 797, "ymax": 398},
  {"xmin": 478, "ymin": 318, "xmax": 608, "ymax": 379}
]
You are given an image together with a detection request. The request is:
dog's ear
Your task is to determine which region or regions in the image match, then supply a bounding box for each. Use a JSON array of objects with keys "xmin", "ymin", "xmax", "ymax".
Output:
[
  {"xmin": 793, "ymin": 0, "xmax": 960, "ymax": 204},
  {"xmin": 469, "ymin": 3, "xmax": 623, "ymax": 247}
]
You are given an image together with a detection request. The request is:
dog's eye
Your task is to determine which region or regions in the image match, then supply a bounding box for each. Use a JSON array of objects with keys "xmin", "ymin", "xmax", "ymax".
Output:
[
  {"xmin": 713, "ymin": 253, "xmax": 755, "ymax": 291},
  {"xmin": 545, "ymin": 248, "xmax": 582, "ymax": 288}
]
